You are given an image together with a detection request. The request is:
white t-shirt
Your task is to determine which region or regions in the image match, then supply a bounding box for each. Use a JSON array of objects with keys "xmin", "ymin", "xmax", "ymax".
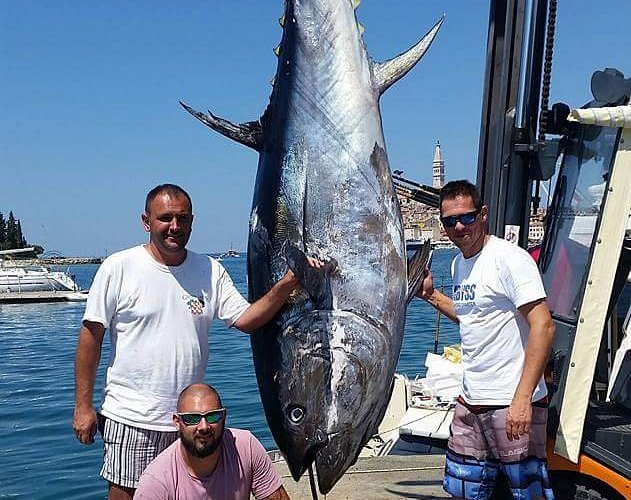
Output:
[
  {"xmin": 452, "ymin": 236, "xmax": 547, "ymax": 405},
  {"xmin": 83, "ymin": 246, "xmax": 249, "ymax": 430}
]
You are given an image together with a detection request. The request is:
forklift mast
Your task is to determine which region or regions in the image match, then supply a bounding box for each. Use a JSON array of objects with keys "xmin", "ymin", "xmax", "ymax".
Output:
[{"xmin": 476, "ymin": 0, "xmax": 551, "ymax": 248}]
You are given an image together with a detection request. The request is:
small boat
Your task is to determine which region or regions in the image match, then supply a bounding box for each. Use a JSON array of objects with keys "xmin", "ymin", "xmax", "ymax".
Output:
[
  {"xmin": 406, "ymin": 239, "xmax": 455, "ymax": 252},
  {"xmin": 431, "ymin": 240, "xmax": 456, "ymax": 250},
  {"xmin": 361, "ymin": 346, "xmax": 462, "ymax": 457},
  {"xmin": 0, "ymin": 264, "xmax": 82, "ymax": 293},
  {"xmin": 218, "ymin": 249, "xmax": 240, "ymax": 259},
  {"xmin": 65, "ymin": 290, "xmax": 89, "ymax": 302}
]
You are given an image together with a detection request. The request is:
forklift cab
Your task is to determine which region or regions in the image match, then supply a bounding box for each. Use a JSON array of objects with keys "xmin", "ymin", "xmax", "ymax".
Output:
[{"xmin": 537, "ymin": 103, "xmax": 631, "ymax": 497}]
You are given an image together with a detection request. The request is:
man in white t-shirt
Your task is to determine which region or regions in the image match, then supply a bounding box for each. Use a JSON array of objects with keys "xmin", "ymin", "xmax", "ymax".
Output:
[
  {"xmin": 72, "ymin": 184, "xmax": 316, "ymax": 500},
  {"xmin": 418, "ymin": 180, "xmax": 555, "ymax": 500},
  {"xmin": 135, "ymin": 383, "xmax": 290, "ymax": 500}
]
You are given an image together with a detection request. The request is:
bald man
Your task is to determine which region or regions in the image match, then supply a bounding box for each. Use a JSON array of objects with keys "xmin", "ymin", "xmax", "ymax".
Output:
[{"xmin": 135, "ymin": 384, "xmax": 290, "ymax": 500}]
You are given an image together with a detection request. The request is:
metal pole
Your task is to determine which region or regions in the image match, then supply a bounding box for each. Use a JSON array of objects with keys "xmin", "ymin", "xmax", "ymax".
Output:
[
  {"xmin": 433, "ymin": 283, "xmax": 443, "ymax": 354},
  {"xmin": 515, "ymin": 0, "xmax": 539, "ymax": 129}
]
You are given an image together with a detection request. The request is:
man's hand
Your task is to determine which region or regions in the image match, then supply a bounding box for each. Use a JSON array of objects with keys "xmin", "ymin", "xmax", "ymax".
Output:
[
  {"xmin": 74, "ymin": 320, "xmax": 105, "ymax": 445},
  {"xmin": 235, "ymin": 256, "xmax": 326, "ymax": 333},
  {"xmin": 414, "ymin": 267, "xmax": 459, "ymax": 323},
  {"xmin": 416, "ymin": 266, "xmax": 434, "ymax": 300},
  {"xmin": 506, "ymin": 396, "xmax": 532, "ymax": 441},
  {"xmin": 73, "ymin": 405, "xmax": 98, "ymax": 444},
  {"xmin": 278, "ymin": 256, "xmax": 324, "ymax": 289}
]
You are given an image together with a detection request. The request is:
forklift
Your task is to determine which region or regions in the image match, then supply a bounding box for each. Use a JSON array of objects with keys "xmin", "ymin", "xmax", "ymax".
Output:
[{"xmin": 476, "ymin": 0, "xmax": 631, "ymax": 498}]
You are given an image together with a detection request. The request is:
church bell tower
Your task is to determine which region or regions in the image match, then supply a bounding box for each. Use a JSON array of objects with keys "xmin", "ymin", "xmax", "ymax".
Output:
[{"xmin": 432, "ymin": 141, "xmax": 445, "ymax": 189}]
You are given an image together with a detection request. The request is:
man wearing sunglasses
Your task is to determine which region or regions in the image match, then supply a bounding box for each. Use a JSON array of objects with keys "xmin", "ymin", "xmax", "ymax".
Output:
[
  {"xmin": 418, "ymin": 180, "xmax": 555, "ymax": 500},
  {"xmin": 135, "ymin": 383, "xmax": 290, "ymax": 499},
  {"xmin": 73, "ymin": 184, "xmax": 314, "ymax": 500}
]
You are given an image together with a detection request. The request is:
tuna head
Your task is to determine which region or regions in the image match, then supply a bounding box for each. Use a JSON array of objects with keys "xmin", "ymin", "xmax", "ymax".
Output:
[{"xmin": 274, "ymin": 309, "xmax": 393, "ymax": 494}]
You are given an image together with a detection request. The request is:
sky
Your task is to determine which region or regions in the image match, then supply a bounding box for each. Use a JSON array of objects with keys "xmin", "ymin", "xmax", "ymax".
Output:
[{"xmin": 2, "ymin": 1, "xmax": 629, "ymax": 257}]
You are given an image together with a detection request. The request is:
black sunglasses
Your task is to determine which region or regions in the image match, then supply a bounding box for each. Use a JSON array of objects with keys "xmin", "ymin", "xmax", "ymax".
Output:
[
  {"xmin": 440, "ymin": 210, "xmax": 480, "ymax": 228},
  {"xmin": 176, "ymin": 408, "xmax": 226, "ymax": 426}
]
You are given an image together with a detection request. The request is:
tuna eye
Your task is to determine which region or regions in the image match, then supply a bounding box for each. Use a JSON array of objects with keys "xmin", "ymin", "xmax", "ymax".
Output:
[{"xmin": 287, "ymin": 405, "xmax": 305, "ymax": 424}]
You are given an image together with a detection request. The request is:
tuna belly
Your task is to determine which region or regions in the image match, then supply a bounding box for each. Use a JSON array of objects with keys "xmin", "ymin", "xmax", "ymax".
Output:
[{"xmin": 276, "ymin": 309, "xmax": 395, "ymax": 491}]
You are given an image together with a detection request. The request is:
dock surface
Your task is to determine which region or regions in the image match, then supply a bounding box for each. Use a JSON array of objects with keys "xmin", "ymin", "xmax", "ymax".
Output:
[
  {"xmin": 0, "ymin": 290, "xmax": 86, "ymax": 303},
  {"xmin": 272, "ymin": 454, "xmax": 449, "ymax": 499}
]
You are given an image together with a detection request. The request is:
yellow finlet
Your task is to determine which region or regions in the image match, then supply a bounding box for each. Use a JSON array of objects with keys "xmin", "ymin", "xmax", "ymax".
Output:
[
  {"xmin": 352, "ymin": 0, "xmax": 361, "ymax": 10},
  {"xmin": 279, "ymin": 14, "xmax": 285, "ymax": 27},
  {"xmin": 274, "ymin": 45, "xmax": 281, "ymax": 57},
  {"xmin": 358, "ymin": 22, "xmax": 365, "ymax": 36}
]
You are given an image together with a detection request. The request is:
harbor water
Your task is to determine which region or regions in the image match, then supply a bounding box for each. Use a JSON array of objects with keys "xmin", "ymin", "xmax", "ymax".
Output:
[{"xmin": 0, "ymin": 250, "xmax": 459, "ymax": 499}]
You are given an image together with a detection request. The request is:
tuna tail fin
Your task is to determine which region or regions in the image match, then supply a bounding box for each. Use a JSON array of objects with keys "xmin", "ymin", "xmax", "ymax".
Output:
[
  {"xmin": 373, "ymin": 16, "xmax": 445, "ymax": 96},
  {"xmin": 406, "ymin": 239, "xmax": 432, "ymax": 304},
  {"xmin": 179, "ymin": 101, "xmax": 263, "ymax": 152}
]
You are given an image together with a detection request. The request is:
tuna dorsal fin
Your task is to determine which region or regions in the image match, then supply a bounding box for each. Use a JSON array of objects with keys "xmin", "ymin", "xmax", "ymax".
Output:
[
  {"xmin": 179, "ymin": 101, "xmax": 263, "ymax": 152},
  {"xmin": 373, "ymin": 16, "xmax": 444, "ymax": 96},
  {"xmin": 406, "ymin": 239, "xmax": 432, "ymax": 304}
]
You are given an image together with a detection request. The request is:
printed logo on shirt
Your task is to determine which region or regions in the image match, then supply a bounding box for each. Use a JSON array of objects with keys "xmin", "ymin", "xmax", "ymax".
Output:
[
  {"xmin": 453, "ymin": 283, "xmax": 476, "ymax": 307},
  {"xmin": 183, "ymin": 294, "xmax": 205, "ymax": 315}
]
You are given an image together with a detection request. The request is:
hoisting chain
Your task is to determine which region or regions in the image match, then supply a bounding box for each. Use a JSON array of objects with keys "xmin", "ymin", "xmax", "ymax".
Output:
[{"xmin": 538, "ymin": 0, "xmax": 558, "ymax": 142}]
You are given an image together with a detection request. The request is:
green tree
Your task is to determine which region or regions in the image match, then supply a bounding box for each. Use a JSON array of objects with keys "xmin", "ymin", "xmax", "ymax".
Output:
[
  {"xmin": 0, "ymin": 212, "xmax": 30, "ymax": 250},
  {"xmin": 6, "ymin": 211, "xmax": 18, "ymax": 249},
  {"xmin": 16, "ymin": 219, "xmax": 27, "ymax": 248},
  {"xmin": 0, "ymin": 212, "xmax": 6, "ymax": 250}
]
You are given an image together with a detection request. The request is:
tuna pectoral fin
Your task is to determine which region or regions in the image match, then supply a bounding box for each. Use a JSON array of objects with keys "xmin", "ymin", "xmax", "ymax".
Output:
[
  {"xmin": 373, "ymin": 16, "xmax": 444, "ymax": 95},
  {"xmin": 406, "ymin": 239, "xmax": 432, "ymax": 304},
  {"xmin": 179, "ymin": 101, "xmax": 263, "ymax": 151},
  {"xmin": 285, "ymin": 246, "xmax": 333, "ymax": 309}
]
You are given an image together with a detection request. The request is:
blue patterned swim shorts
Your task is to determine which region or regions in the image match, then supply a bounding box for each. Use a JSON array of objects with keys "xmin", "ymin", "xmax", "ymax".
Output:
[{"xmin": 443, "ymin": 398, "xmax": 554, "ymax": 500}]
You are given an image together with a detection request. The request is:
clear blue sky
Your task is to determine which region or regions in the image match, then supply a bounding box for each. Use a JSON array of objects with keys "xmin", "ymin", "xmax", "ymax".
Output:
[{"xmin": 2, "ymin": 1, "xmax": 629, "ymax": 256}]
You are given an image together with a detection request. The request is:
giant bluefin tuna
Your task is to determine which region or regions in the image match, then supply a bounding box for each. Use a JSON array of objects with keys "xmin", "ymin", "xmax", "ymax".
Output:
[{"xmin": 181, "ymin": 1, "xmax": 441, "ymax": 493}]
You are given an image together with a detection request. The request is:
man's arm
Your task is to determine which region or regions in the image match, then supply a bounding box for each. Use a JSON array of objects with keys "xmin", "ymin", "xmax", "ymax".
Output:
[
  {"xmin": 73, "ymin": 320, "xmax": 105, "ymax": 445},
  {"xmin": 506, "ymin": 299, "xmax": 555, "ymax": 440},
  {"xmin": 263, "ymin": 486, "xmax": 291, "ymax": 500},
  {"xmin": 416, "ymin": 268, "xmax": 459, "ymax": 323},
  {"xmin": 233, "ymin": 271, "xmax": 300, "ymax": 334},
  {"xmin": 234, "ymin": 257, "xmax": 324, "ymax": 334}
]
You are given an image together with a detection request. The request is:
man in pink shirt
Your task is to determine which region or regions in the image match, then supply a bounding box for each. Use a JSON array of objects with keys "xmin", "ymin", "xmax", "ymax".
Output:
[{"xmin": 135, "ymin": 383, "xmax": 290, "ymax": 500}]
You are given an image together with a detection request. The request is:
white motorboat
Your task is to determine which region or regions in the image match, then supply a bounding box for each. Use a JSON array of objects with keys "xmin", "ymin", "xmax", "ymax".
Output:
[
  {"xmin": 361, "ymin": 347, "xmax": 462, "ymax": 457},
  {"xmin": 0, "ymin": 264, "xmax": 82, "ymax": 293},
  {"xmin": 218, "ymin": 249, "xmax": 240, "ymax": 259}
]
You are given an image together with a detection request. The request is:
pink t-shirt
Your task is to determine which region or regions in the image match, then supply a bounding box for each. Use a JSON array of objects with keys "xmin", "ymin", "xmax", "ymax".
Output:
[{"xmin": 135, "ymin": 428, "xmax": 283, "ymax": 500}]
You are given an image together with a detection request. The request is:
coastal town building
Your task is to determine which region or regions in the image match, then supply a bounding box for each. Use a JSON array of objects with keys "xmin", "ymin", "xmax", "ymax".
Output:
[
  {"xmin": 398, "ymin": 142, "xmax": 450, "ymax": 246},
  {"xmin": 398, "ymin": 142, "xmax": 546, "ymax": 247}
]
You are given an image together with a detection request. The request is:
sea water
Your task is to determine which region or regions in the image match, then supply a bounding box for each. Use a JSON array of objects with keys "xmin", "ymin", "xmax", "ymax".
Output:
[{"xmin": 0, "ymin": 251, "xmax": 458, "ymax": 499}]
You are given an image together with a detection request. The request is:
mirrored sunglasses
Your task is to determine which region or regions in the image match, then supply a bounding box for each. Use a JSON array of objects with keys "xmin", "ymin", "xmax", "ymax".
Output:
[
  {"xmin": 440, "ymin": 210, "xmax": 480, "ymax": 228},
  {"xmin": 176, "ymin": 408, "xmax": 226, "ymax": 426}
]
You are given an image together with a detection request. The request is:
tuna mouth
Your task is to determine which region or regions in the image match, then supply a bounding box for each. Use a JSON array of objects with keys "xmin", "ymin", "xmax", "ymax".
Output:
[
  {"xmin": 314, "ymin": 429, "xmax": 362, "ymax": 495},
  {"xmin": 284, "ymin": 427, "xmax": 330, "ymax": 482}
]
